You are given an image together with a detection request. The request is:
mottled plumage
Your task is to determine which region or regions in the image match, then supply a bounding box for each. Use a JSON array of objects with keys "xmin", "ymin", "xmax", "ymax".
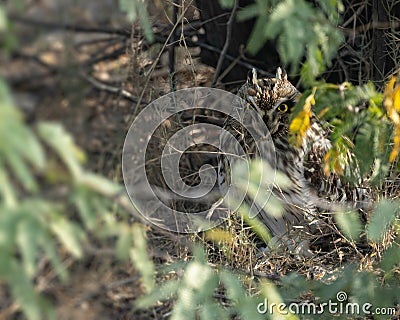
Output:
[{"xmin": 217, "ymin": 68, "xmax": 369, "ymax": 249}]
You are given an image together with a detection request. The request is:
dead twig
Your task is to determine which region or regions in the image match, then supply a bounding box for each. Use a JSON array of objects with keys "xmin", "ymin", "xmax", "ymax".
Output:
[
  {"xmin": 211, "ymin": 0, "xmax": 239, "ymax": 87},
  {"xmin": 168, "ymin": 0, "xmax": 179, "ymax": 91},
  {"xmin": 340, "ymin": 21, "xmax": 400, "ymax": 37},
  {"xmin": 9, "ymin": 14, "xmax": 131, "ymax": 36},
  {"xmin": 132, "ymin": 0, "xmax": 194, "ymax": 121},
  {"xmin": 79, "ymin": 73, "xmax": 145, "ymax": 104}
]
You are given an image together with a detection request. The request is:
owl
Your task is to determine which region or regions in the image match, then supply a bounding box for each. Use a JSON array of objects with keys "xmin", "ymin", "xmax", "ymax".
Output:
[
  {"xmin": 217, "ymin": 68, "xmax": 368, "ymax": 251},
  {"xmin": 217, "ymin": 68, "xmax": 319, "ymax": 244}
]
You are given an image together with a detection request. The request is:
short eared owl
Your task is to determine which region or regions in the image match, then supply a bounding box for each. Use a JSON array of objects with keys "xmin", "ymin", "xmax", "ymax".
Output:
[
  {"xmin": 218, "ymin": 68, "xmax": 317, "ymax": 240},
  {"xmin": 218, "ymin": 68, "xmax": 370, "ymax": 246},
  {"xmin": 217, "ymin": 68, "xmax": 367, "ymax": 246}
]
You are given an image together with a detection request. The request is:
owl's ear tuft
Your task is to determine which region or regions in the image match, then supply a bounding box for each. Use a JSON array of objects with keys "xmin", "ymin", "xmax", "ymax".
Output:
[
  {"xmin": 247, "ymin": 68, "xmax": 258, "ymax": 85},
  {"xmin": 276, "ymin": 67, "xmax": 287, "ymax": 80}
]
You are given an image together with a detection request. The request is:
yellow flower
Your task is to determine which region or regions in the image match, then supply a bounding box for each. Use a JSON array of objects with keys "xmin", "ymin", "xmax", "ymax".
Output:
[
  {"xmin": 289, "ymin": 87, "xmax": 316, "ymax": 147},
  {"xmin": 384, "ymin": 72, "xmax": 400, "ymax": 162}
]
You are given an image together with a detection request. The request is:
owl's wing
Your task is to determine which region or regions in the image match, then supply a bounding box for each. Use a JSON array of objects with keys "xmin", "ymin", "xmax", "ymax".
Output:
[{"xmin": 302, "ymin": 119, "xmax": 371, "ymax": 210}]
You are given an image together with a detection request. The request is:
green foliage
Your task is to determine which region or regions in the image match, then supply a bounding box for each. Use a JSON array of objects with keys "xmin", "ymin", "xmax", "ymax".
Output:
[
  {"xmin": 291, "ymin": 82, "xmax": 393, "ymax": 185},
  {"xmin": 134, "ymin": 230, "xmax": 399, "ymax": 319},
  {"xmin": 0, "ymin": 4, "xmax": 6, "ymax": 30},
  {"xmin": 0, "ymin": 3, "xmax": 19, "ymax": 50},
  {"xmin": 0, "ymin": 76, "xmax": 134, "ymax": 319},
  {"xmin": 219, "ymin": 0, "xmax": 235, "ymax": 9},
  {"xmin": 237, "ymin": 0, "xmax": 343, "ymax": 80},
  {"xmin": 0, "ymin": 80, "xmax": 45, "ymax": 201},
  {"xmin": 367, "ymin": 200, "xmax": 399, "ymax": 242},
  {"xmin": 130, "ymin": 223, "xmax": 155, "ymax": 293},
  {"xmin": 136, "ymin": 244, "xmax": 265, "ymax": 320},
  {"xmin": 334, "ymin": 211, "xmax": 362, "ymax": 241},
  {"xmin": 118, "ymin": 0, "xmax": 154, "ymax": 42},
  {"xmin": 309, "ymin": 263, "xmax": 399, "ymax": 318},
  {"xmin": 380, "ymin": 242, "xmax": 400, "ymax": 273},
  {"xmin": 228, "ymin": 159, "xmax": 295, "ymax": 245},
  {"xmin": 131, "ymin": 1, "xmax": 398, "ymax": 319}
]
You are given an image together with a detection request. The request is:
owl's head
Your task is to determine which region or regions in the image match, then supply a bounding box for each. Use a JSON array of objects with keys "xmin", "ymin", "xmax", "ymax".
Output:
[{"xmin": 238, "ymin": 68, "xmax": 300, "ymax": 137}]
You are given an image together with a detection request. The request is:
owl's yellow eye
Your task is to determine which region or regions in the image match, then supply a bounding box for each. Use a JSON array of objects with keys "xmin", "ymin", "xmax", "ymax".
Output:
[{"xmin": 278, "ymin": 103, "xmax": 289, "ymax": 112}]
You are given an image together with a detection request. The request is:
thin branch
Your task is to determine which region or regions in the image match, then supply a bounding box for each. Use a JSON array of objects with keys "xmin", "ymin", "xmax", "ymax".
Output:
[
  {"xmin": 74, "ymin": 35, "xmax": 125, "ymax": 49},
  {"xmin": 211, "ymin": 0, "xmax": 239, "ymax": 87},
  {"xmin": 340, "ymin": 21, "xmax": 400, "ymax": 37},
  {"xmin": 184, "ymin": 38, "xmax": 268, "ymax": 75},
  {"xmin": 10, "ymin": 13, "xmax": 268, "ymax": 79},
  {"xmin": 9, "ymin": 14, "xmax": 131, "ymax": 36},
  {"xmin": 168, "ymin": 0, "xmax": 179, "ymax": 91},
  {"xmin": 132, "ymin": 0, "xmax": 194, "ymax": 121},
  {"xmin": 83, "ymin": 45, "xmax": 127, "ymax": 66},
  {"xmin": 79, "ymin": 73, "xmax": 146, "ymax": 104}
]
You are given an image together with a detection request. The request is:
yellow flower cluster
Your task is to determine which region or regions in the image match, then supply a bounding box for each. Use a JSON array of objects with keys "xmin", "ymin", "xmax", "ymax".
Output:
[{"xmin": 384, "ymin": 73, "xmax": 400, "ymax": 162}]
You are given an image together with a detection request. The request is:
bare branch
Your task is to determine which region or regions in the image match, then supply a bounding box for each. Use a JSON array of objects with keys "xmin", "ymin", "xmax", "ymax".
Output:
[
  {"xmin": 340, "ymin": 21, "xmax": 400, "ymax": 37},
  {"xmin": 211, "ymin": 0, "xmax": 239, "ymax": 87},
  {"xmin": 79, "ymin": 73, "xmax": 146, "ymax": 104}
]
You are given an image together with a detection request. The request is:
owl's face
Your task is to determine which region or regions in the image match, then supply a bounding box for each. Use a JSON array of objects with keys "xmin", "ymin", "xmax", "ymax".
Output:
[{"xmin": 238, "ymin": 68, "xmax": 300, "ymax": 137}]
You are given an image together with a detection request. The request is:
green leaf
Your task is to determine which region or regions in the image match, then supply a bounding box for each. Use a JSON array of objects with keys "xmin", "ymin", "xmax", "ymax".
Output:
[
  {"xmin": 241, "ymin": 0, "xmax": 343, "ymax": 79},
  {"xmin": 239, "ymin": 206, "xmax": 272, "ymax": 244},
  {"xmin": 316, "ymin": 264, "xmax": 356, "ymax": 300},
  {"xmin": 380, "ymin": 244, "xmax": 400, "ymax": 272},
  {"xmin": 260, "ymin": 280, "xmax": 299, "ymax": 320},
  {"xmin": 135, "ymin": 279, "xmax": 180, "ymax": 309},
  {"xmin": 115, "ymin": 225, "xmax": 132, "ymax": 260},
  {"xmin": 354, "ymin": 123, "xmax": 375, "ymax": 176},
  {"xmin": 77, "ymin": 172, "xmax": 121, "ymax": 196},
  {"xmin": 0, "ymin": 249, "xmax": 13, "ymax": 279},
  {"xmin": 246, "ymin": 14, "xmax": 269, "ymax": 55},
  {"xmin": 184, "ymin": 261, "xmax": 214, "ymax": 291},
  {"xmin": 200, "ymin": 303, "xmax": 228, "ymax": 320},
  {"xmin": 220, "ymin": 271, "xmax": 245, "ymax": 302},
  {"xmin": 171, "ymin": 287, "xmax": 196, "ymax": 320},
  {"xmin": 16, "ymin": 218, "xmax": 39, "ymax": 278},
  {"xmin": 50, "ymin": 216, "xmax": 84, "ymax": 258},
  {"xmin": 0, "ymin": 165, "xmax": 17, "ymax": 207},
  {"xmin": 334, "ymin": 211, "xmax": 362, "ymax": 240},
  {"xmin": 316, "ymin": 0, "xmax": 344, "ymax": 18},
  {"xmin": 219, "ymin": 0, "xmax": 235, "ymax": 9},
  {"xmin": 137, "ymin": 5, "xmax": 154, "ymax": 43},
  {"xmin": 8, "ymin": 260, "xmax": 43, "ymax": 320},
  {"xmin": 72, "ymin": 188, "xmax": 97, "ymax": 230},
  {"xmin": 237, "ymin": 3, "xmax": 259, "ymax": 21},
  {"xmin": 37, "ymin": 122, "xmax": 85, "ymax": 178},
  {"xmin": 21, "ymin": 128, "xmax": 46, "ymax": 170},
  {"xmin": 118, "ymin": 0, "xmax": 153, "ymax": 42},
  {"xmin": 367, "ymin": 200, "xmax": 399, "ymax": 242},
  {"xmin": 0, "ymin": 5, "xmax": 7, "ymax": 31},
  {"xmin": 0, "ymin": 80, "xmax": 45, "ymax": 194},
  {"xmin": 0, "ymin": 208, "xmax": 21, "ymax": 250},
  {"xmin": 5, "ymin": 147, "xmax": 37, "ymax": 192},
  {"xmin": 130, "ymin": 223, "xmax": 154, "ymax": 292},
  {"xmin": 40, "ymin": 235, "xmax": 68, "ymax": 282},
  {"xmin": 280, "ymin": 273, "xmax": 309, "ymax": 300},
  {"xmin": 0, "ymin": 91, "xmax": 45, "ymax": 171}
]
